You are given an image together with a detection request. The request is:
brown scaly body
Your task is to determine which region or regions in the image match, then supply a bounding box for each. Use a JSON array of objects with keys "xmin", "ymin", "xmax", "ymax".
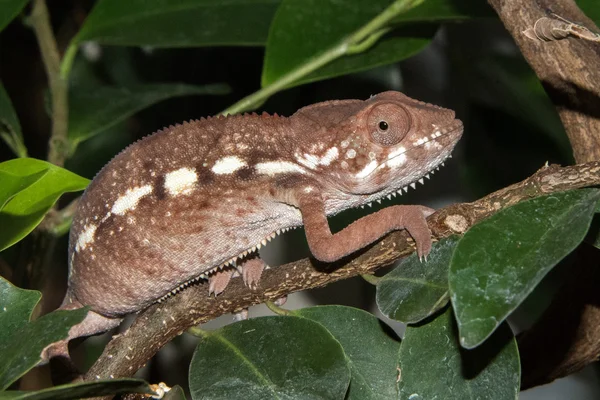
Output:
[{"xmin": 51, "ymin": 91, "xmax": 462, "ymax": 356}]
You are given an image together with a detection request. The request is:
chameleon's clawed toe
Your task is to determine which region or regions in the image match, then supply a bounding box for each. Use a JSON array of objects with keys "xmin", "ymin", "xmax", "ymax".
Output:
[
  {"xmin": 241, "ymin": 258, "xmax": 266, "ymax": 290},
  {"xmin": 208, "ymin": 269, "xmax": 234, "ymax": 296}
]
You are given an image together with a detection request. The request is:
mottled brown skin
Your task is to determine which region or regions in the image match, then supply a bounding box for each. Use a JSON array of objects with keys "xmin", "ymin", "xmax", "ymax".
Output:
[{"xmin": 56, "ymin": 91, "xmax": 463, "ymax": 350}]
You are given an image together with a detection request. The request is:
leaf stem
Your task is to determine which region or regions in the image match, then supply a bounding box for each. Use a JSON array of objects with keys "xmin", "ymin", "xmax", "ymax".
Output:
[
  {"xmin": 265, "ymin": 300, "xmax": 292, "ymax": 316},
  {"xmin": 187, "ymin": 326, "xmax": 209, "ymax": 338},
  {"xmin": 221, "ymin": 0, "xmax": 424, "ymax": 115},
  {"xmin": 30, "ymin": 0, "xmax": 70, "ymax": 166},
  {"xmin": 60, "ymin": 40, "xmax": 79, "ymax": 80},
  {"xmin": 361, "ymin": 273, "xmax": 382, "ymax": 286}
]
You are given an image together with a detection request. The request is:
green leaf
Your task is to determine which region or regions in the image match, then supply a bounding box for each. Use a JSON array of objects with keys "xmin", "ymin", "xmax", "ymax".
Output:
[
  {"xmin": 0, "ymin": 379, "xmax": 154, "ymax": 400},
  {"xmin": 75, "ymin": 0, "xmax": 281, "ymax": 47},
  {"xmin": 0, "ymin": 169, "xmax": 47, "ymax": 211},
  {"xmin": 0, "ymin": 82, "xmax": 27, "ymax": 157},
  {"xmin": 0, "ymin": 0, "xmax": 28, "ymax": 32},
  {"xmin": 0, "ymin": 276, "xmax": 88, "ymax": 390},
  {"xmin": 577, "ymin": 0, "xmax": 600, "ymax": 27},
  {"xmin": 398, "ymin": 308, "xmax": 520, "ymax": 399},
  {"xmin": 450, "ymin": 189, "xmax": 600, "ymax": 348},
  {"xmin": 0, "ymin": 158, "xmax": 89, "ymax": 252},
  {"xmin": 162, "ymin": 385, "xmax": 187, "ymax": 400},
  {"xmin": 376, "ymin": 236, "xmax": 459, "ymax": 324},
  {"xmin": 189, "ymin": 316, "xmax": 350, "ymax": 400},
  {"xmin": 68, "ymin": 83, "xmax": 230, "ymax": 147},
  {"xmin": 262, "ymin": 0, "xmax": 437, "ymax": 88},
  {"xmin": 295, "ymin": 306, "xmax": 399, "ymax": 400},
  {"xmin": 393, "ymin": 0, "xmax": 495, "ymax": 22}
]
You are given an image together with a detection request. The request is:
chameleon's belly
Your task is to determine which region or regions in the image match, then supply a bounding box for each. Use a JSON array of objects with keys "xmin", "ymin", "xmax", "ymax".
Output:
[{"xmin": 68, "ymin": 181, "xmax": 302, "ymax": 317}]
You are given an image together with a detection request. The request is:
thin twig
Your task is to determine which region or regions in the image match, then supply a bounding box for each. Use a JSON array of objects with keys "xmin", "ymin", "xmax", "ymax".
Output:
[
  {"xmin": 220, "ymin": 0, "xmax": 424, "ymax": 115},
  {"xmin": 30, "ymin": 0, "xmax": 70, "ymax": 167}
]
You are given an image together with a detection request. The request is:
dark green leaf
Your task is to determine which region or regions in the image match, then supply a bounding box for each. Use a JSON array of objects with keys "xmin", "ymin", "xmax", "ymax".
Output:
[
  {"xmin": 0, "ymin": 379, "xmax": 154, "ymax": 400},
  {"xmin": 577, "ymin": 0, "xmax": 600, "ymax": 27},
  {"xmin": 450, "ymin": 189, "xmax": 600, "ymax": 348},
  {"xmin": 162, "ymin": 385, "xmax": 186, "ymax": 400},
  {"xmin": 398, "ymin": 308, "xmax": 520, "ymax": 399},
  {"xmin": 0, "ymin": 82, "xmax": 27, "ymax": 157},
  {"xmin": 295, "ymin": 306, "xmax": 399, "ymax": 400},
  {"xmin": 75, "ymin": 0, "xmax": 281, "ymax": 47},
  {"xmin": 0, "ymin": 158, "xmax": 89, "ymax": 252},
  {"xmin": 189, "ymin": 316, "xmax": 350, "ymax": 400},
  {"xmin": 0, "ymin": 0, "xmax": 28, "ymax": 32},
  {"xmin": 262, "ymin": 0, "xmax": 437, "ymax": 87},
  {"xmin": 0, "ymin": 276, "xmax": 88, "ymax": 390},
  {"xmin": 376, "ymin": 236, "xmax": 459, "ymax": 324},
  {"xmin": 393, "ymin": 0, "xmax": 495, "ymax": 22},
  {"xmin": 68, "ymin": 83, "xmax": 230, "ymax": 147}
]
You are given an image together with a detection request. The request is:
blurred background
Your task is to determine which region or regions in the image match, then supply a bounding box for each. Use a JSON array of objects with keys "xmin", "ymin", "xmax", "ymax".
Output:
[{"xmin": 0, "ymin": 0, "xmax": 598, "ymax": 398}]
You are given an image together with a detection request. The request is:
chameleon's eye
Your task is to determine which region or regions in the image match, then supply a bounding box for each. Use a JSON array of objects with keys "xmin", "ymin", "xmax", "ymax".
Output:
[{"xmin": 367, "ymin": 104, "xmax": 411, "ymax": 146}]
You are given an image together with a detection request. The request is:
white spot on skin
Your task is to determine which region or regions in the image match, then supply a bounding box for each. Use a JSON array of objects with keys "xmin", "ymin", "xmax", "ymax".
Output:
[
  {"xmin": 319, "ymin": 147, "xmax": 338, "ymax": 166},
  {"xmin": 387, "ymin": 146, "xmax": 407, "ymax": 167},
  {"xmin": 164, "ymin": 167, "xmax": 198, "ymax": 196},
  {"xmin": 212, "ymin": 156, "xmax": 247, "ymax": 174},
  {"xmin": 346, "ymin": 149, "xmax": 356, "ymax": 159},
  {"xmin": 340, "ymin": 140, "xmax": 349, "ymax": 148},
  {"xmin": 356, "ymin": 160, "xmax": 378, "ymax": 178},
  {"xmin": 368, "ymin": 152, "xmax": 376, "ymax": 160},
  {"xmin": 76, "ymin": 224, "xmax": 97, "ymax": 252},
  {"xmin": 255, "ymin": 161, "xmax": 306, "ymax": 175},
  {"xmin": 111, "ymin": 185, "xmax": 152, "ymax": 215}
]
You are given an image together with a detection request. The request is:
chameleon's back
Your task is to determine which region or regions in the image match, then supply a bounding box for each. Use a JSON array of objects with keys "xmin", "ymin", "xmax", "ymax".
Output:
[{"xmin": 67, "ymin": 115, "xmax": 304, "ymax": 316}]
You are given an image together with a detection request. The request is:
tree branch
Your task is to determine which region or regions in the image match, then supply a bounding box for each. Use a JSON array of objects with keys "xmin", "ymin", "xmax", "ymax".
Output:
[
  {"xmin": 486, "ymin": 0, "xmax": 600, "ymax": 164},
  {"xmin": 84, "ymin": 162, "xmax": 600, "ymax": 385}
]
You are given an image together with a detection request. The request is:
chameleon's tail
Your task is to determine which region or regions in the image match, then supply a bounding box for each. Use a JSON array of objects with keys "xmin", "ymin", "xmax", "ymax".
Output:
[{"xmin": 40, "ymin": 290, "xmax": 123, "ymax": 363}]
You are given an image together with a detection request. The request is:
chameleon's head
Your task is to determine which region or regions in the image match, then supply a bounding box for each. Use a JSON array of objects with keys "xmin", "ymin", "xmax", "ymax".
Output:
[{"xmin": 293, "ymin": 91, "xmax": 463, "ymax": 204}]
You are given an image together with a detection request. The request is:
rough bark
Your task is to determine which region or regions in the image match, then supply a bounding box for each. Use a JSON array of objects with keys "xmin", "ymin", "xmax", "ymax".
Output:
[
  {"xmin": 84, "ymin": 162, "xmax": 600, "ymax": 390},
  {"xmin": 488, "ymin": 0, "xmax": 600, "ymax": 389},
  {"xmin": 487, "ymin": 0, "xmax": 600, "ymax": 163}
]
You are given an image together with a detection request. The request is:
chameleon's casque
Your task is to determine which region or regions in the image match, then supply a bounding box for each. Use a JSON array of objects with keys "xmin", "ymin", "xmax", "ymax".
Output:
[{"xmin": 56, "ymin": 91, "xmax": 462, "ymax": 351}]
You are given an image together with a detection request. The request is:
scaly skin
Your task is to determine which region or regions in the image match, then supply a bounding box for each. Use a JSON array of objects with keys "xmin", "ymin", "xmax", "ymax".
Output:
[{"xmin": 54, "ymin": 91, "xmax": 463, "ymax": 352}]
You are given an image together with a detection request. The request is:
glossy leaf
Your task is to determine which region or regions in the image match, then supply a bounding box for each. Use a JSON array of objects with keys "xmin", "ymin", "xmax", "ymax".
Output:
[
  {"xmin": 0, "ymin": 379, "xmax": 154, "ymax": 400},
  {"xmin": 75, "ymin": 0, "xmax": 281, "ymax": 47},
  {"xmin": 450, "ymin": 189, "xmax": 600, "ymax": 348},
  {"xmin": 295, "ymin": 306, "xmax": 399, "ymax": 400},
  {"xmin": 398, "ymin": 308, "xmax": 520, "ymax": 399},
  {"xmin": 377, "ymin": 236, "xmax": 459, "ymax": 324},
  {"xmin": 0, "ymin": 158, "xmax": 89, "ymax": 252},
  {"xmin": 0, "ymin": 82, "xmax": 26, "ymax": 157},
  {"xmin": 0, "ymin": 276, "xmax": 88, "ymax": 390},
  {"xmin": 189, "ymin": 316, "xmax": 350, "ymax": 400},
  {"xmin": 0, "ymin": 169, "xmax": 46, "ymax": 211},
  {"xmin": 262, "ymin": 0, "xmax": 493, "ymax": 87},
  {"xmin": 69, "ymin": 83, "xmax": 229, "ymax": 147},
  {"xmin": 0, "ymin": 0, "xmax": 28, "ymax": 32},
  {"xmin": 162, "ymin": 385, "xmax": 186, "ymax": 400}
]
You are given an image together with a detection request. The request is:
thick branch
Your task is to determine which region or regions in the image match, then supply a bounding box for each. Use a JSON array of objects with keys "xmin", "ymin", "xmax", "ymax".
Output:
[
  {"xmin": 487, "ymin": 0, "xmax": 600, "ymax": 163},
  {"xmin": 84, "ymin": 162, "xmax": 600, "ymax": 384}
]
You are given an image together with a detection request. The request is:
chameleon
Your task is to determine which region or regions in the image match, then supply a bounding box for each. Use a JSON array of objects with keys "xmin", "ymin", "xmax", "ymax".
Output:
[{"xmin": 47, "ymin": 91, "xmax": 462, "ymax": 359}]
